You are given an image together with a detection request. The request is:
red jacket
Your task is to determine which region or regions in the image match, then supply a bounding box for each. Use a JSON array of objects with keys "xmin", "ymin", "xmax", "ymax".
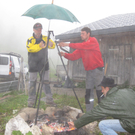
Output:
[{"xmin": 64, "ymin": 37, "xmax": 104, "ymax": 71}]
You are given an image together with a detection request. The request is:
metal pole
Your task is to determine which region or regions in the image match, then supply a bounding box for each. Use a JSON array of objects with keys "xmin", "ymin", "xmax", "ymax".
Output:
[
  {"xmin": 35, "ymin": 31, "xmax": 53, "ymax": 125},
  {"xmin": 34, "ymin": 72, "xmax": 41, "ymax": 108},
  {"xmin": 56, "ymin": 42, "xmax": 84, "ymax": 113}
]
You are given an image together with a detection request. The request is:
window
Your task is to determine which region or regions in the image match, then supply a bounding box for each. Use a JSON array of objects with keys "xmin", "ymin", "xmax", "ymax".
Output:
[{"xmin": 0, "ymin": 56, "xmax": 8, "ymax": 65}]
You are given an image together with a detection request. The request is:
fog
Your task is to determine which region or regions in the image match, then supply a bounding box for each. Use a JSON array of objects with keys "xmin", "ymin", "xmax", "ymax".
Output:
[
  {"xmin": 0, "ymin": 0, "xmax": 135, "ymax": 70},
  {"xmin": 0, "ymin": 0, "xmax": 81, "ymax": 69}
]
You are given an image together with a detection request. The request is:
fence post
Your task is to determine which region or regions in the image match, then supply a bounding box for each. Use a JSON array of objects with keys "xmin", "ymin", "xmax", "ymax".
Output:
[{"xmin": 18, "ymin": 57, "xmax": 25, "ymax": 91}]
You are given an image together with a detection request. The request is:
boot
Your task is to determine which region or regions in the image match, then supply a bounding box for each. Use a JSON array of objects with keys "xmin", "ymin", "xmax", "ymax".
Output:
[
  {"xmin": 85, "ymin": 89, "xmax": 90, "ymax": 104},
  {"xmin": 85, "ymin": 89, "xmax": 94, "ymax": 112}
]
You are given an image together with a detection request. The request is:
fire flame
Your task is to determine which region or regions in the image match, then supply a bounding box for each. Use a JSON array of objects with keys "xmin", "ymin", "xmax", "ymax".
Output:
[
  {"xmin": 30, "ymin": 113, "xmax": 76, "ymax": 133},
  {"xmin": 48, "ymin": 122, "xmax": 76, "ymax": 132}
]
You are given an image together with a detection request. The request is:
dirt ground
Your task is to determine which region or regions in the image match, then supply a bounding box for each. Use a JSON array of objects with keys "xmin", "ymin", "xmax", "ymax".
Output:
[
  {"xmin": 50, "ymin": 84, "xmax": 98, "ymax": 99},
  {"xmin": 24, "ymin": 81, "xmax": 87, "ymax": 98},
  {"xmin": 51, "ymin": 84, "xmax": 86, "ymax": 98}
]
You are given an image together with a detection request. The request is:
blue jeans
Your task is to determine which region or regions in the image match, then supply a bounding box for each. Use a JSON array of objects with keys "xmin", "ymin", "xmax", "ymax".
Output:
[{"xmin": 99, "ymin": 119, "xmax": 127, "ymax": 135}]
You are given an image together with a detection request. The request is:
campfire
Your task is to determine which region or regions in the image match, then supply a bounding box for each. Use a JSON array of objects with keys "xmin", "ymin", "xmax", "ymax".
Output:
[
  {"xmin": 28, "ymin": 112, "xmax": 76, "ymax": 133},
  {"xmin": 5, "ymin": 106, "xmax": 98, "ymax": 135},
  {"xmin": 26, "ymin": 106, "xmax": 88, "ymax": 135}
]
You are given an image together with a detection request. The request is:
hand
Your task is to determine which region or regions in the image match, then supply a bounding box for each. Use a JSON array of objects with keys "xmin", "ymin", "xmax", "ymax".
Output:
[
  {"xmin": 49, "ymin": 41, "xmax": 53, "ymax": 47},
  {"xmin": 58, "ymin": 42, "xmax": 69, "ymax": 47},
  {"xmin": 39, "ymin": 41, "xmax": 45, "ymax": 48},
  {"xmin": 59, "ymin": 52, "xmax": 65, "ymax": 56},
  {"xmin": 68, "ymin": 122, "xmax": 75, "ymax": 128}
]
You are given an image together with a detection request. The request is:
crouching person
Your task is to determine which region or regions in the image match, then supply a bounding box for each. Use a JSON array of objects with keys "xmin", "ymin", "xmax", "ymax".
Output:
[{"xmin": 68, "ymin": 77, "xmax": 135, "ymax": 135}]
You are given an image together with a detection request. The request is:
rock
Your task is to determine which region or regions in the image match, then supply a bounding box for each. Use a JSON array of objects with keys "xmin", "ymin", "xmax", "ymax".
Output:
[
  {"xmin": 42, "ymin": 124, "xmax": 54, "ymax": 135},
  {"xmin": 19, "ymin": 112, "xmax": 28, "ymax": 121},
  {"xmin": 31, "ymin": 125, "xmax": 42, "ymax": 135},
  {"xmin": 5, "ymin": 115, "xmax": 42, "ymax": 135},
  {"xmin": 18, "ymin": 107, "xmax": 45, "ymax": 121},
  {"xmin": 83, "ymin": 121, "xmax": 99, "ymax": 134},
  {"xmin": 64, "ymin": 106, "xmax": 82, "ymax": 120},
  {"xmin": 44, "ymin": 107, "xmax": 56, "ymax": 117},
  {"xmin": 76, "ymin": 113, "xmax": 85, "ymax": 119}
]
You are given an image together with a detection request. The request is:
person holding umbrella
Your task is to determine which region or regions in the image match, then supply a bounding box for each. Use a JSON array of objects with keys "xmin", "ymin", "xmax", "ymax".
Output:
[
  {"xmin": 26, "ymin": 22, "xmax": 56, "ymax": 107},
  {"xmin": 68, "ymin": 77, "xmax": 135, "ymax": 135},
  {"xmin": 58, "ymin": 27, "xmax": 104, "ymax": 112}
]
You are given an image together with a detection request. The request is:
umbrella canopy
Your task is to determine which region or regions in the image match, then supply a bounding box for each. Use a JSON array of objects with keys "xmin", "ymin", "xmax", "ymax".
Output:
[{"xmin": 22, "ymin": 4, "xmax": 80, "ymax": 23}]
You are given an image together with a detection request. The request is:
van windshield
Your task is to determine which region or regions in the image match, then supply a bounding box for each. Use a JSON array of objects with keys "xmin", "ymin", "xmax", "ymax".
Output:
[{"xmin": 0, "ymin": 56, "xmax": 8, "ymax": 65}]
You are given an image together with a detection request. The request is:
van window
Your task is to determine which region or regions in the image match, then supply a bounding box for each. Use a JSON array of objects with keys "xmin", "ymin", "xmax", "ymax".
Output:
[{"xmin": 0, "ymin": 56, "xmax": 8, "ymax": 65}]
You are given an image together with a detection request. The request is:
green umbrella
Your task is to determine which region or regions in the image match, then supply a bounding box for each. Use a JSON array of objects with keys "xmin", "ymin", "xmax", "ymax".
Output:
[{"xmin": 22, "ymin": 4, "xmax": 80, "ymax": 23}]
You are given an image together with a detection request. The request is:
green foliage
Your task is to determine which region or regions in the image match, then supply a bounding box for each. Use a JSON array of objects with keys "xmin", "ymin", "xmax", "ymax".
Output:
[
  {"xmin": 26, "ymin": 132, "xmax": 33, "ymax": 135},
  {"xmin": 76, "ymin": 80, "xmax": 86, "ymax": 88},
  {"xmin": 12, "ymin": 131, "xmax": 23, "ymax": 135},
  {"xmin": 0, "ymin": 90, "xmax": 24, "ymax": 98},
  {"xmin": 53, "ymin": 93, "xmax": 85, "ymax": 111},
  {"xmin": 0, "ymin": 91, "xmax": 28, "ymax": 134},
  {"xmin": 12, "ymin": 131, "xmax": 32, "ymax": 135}
]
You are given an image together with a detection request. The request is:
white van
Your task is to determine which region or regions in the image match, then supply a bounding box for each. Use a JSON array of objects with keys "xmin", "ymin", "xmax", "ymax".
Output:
[{"xmin": 0, "ymin": 52, "xmax": 28, "ymax": 81}]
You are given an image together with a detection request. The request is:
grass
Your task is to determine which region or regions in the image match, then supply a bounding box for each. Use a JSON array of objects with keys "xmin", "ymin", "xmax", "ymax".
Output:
[
  {"xmin": 0, "ymin": 85, "xmax": 134, "ymax": 135},
  {"xmin": 0, "ymin": 90, "xmax": 86, "ymax": 135},
  {"xmin": 0, "ymin": 91, "xmax": 28, "ymax": 134}
]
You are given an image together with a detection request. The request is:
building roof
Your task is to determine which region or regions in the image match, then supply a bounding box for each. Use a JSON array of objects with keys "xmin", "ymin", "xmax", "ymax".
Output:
[{"xmin": 56, "ymin": 13, "xmax": 135, "ymax": 41}]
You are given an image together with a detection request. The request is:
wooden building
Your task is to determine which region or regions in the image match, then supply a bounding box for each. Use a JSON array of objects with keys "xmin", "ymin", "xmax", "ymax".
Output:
[{"xmin": 55, "ymin": 13, "xmax": 135, "ymax": 85}]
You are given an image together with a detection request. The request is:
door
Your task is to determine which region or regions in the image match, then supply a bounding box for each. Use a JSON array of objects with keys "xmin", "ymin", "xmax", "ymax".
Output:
[
  {"xmin": 107, "ymin": 44, "xmax": 132, "ymax": 85},
  {"xmin": 0, "ymin": 55, "xmax": 10, "ymax": 75},
  {"xmin": 11, "ymin": 56, "xmax": 20, "ymax": 78}
]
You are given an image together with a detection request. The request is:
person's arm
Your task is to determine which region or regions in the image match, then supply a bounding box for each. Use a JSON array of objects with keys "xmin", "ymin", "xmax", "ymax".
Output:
[
  {"xmin": 73, "ymin": 95, "xmax": 121, "ymax": 129},
  {"xmin": 69, "ymin": 37, "xmax": 99, "ymax": 50},
  {"xmin": 59, "ymin": 37, "xmax": 99, "ymax": 50},
  {"xmin": 74, "ymin": 104, "xmax": 108, "ymax": 129},
  {"xmin": 59, "ymin": 50, "xmax": 81, "ymax": 61},
  {"xmin": 26, "ymin": 38, "xmax": 43, "ymax": 53},
  {"xmin": 48, "ymin": 39, "xmax": 55, "ymax": 49}
]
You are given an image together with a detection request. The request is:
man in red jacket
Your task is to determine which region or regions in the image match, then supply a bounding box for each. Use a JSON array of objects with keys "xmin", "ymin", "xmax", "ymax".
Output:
[{"xmin": 59, "ymin": 27, "xmax": 104, "ymax": 112}]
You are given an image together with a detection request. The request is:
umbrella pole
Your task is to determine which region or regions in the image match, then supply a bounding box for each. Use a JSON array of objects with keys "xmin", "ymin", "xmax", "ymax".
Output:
[
  {"xmin": 48, "ymin": 20, "xmax": 51, "ymax": 32},
  {"xmin": 56, "ymin": 42, "xmax": 84, "ymax": 113}
]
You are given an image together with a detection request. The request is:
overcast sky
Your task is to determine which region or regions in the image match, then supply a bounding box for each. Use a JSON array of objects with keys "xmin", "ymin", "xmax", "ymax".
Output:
[
  {"xmin": 1, "ymin": 0, "xmax": 135, "ymax": 35},
  {"xmin": 0, "ymin": 0, "xmax": 135, "ymax": 66}
]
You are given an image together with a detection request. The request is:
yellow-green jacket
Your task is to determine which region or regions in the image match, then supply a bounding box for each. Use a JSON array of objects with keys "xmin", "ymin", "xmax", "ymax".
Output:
[{"xmin": 26, "ymin": 34, "xmax": 55, "ymax": 72}]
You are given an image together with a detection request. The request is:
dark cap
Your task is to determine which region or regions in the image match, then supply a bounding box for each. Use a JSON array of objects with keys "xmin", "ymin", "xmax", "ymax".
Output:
[
  {"xmin": 33, "ymin": 23, "xmax": 42, "ymax": 29},
  {"xmin": 98, "ymin": 77, "xmax": 117, "ymax": 87}
]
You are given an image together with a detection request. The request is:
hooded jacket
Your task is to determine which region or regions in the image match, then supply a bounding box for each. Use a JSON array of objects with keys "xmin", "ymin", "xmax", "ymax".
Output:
[
  {"xmin": 26, "ymin": 34, "xmax": 55, "ymax": 72},
  {"xmin": 74, "ymin": 87, "xmax": 135, "ymax": 133},
  {"xmin": 64, "ymin": 37, "xmax": 104, "ymax": 70}
]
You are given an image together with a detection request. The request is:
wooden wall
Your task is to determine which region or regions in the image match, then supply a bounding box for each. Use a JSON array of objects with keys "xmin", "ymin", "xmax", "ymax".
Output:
[{"xmin": 67, "ymin": 31, "xmax": 135, "ymax": 85}]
